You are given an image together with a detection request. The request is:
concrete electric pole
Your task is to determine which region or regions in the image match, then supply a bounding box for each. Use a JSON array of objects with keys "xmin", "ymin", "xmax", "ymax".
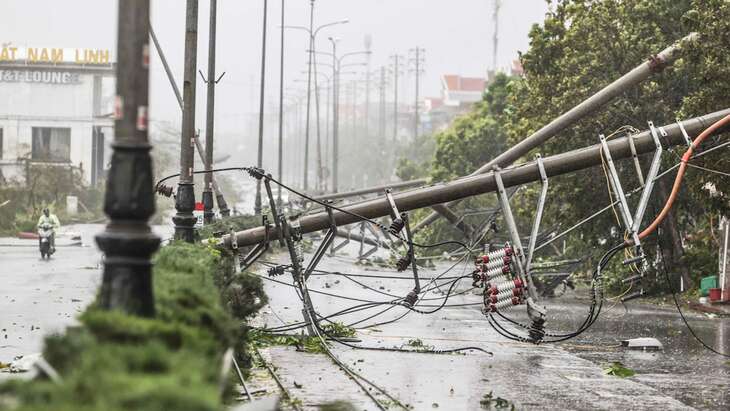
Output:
[
  {"xmin": 173, "ymin": 0, "xmax": 199, "ymax": 243},
  {"xmin": 277, "ymin": 0, "xmax": 285, "ymax": 204},
  {"xmin": 96, "ymin": 0, "xmax": 159, "ymax": 316},
  {"xmin": 390, "ymin": 54, "xmax": 401, "ymax": 143},
  {"xmin": 409, "ymin": 47, "xmax": 425, "ymax": 140},
  {"xmin": 255, "ymin": 0, "xmax": 269, "ymax": 215},
  {"xmin": 202, "ymin": 0, "xmax": 218, "ymax": 225}
]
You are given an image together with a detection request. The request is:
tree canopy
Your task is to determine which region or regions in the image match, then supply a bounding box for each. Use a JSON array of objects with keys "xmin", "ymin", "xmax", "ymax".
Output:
[{"xmin": 413, "ymin": 0, "xmax": 730, "ymax": 292}]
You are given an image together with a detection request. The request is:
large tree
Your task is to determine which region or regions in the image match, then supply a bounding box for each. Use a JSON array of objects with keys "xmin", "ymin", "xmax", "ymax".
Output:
[{"xmin": 421, "ymin": 0, "xmax": 730, "ymax": 291}]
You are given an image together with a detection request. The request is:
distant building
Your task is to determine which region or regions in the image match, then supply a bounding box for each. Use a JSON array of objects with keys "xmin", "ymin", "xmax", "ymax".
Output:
[
  {"xmin": 0, "ymin": 44, "xmax": 115, "ymax": 185},
  {"xmin": 422, "ymin": 74, "xmax": 487, "ymax": 133},
  {"xmin": 441, "ymin": 74, "xmax": 487, "ymax": 107}
]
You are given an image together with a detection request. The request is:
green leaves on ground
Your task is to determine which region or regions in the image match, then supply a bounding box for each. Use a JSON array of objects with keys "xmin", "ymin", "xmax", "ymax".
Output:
[
  {"xmin": 480, "ymin": 391, "xmax": 515, "ymax": 409},
  {"xmin": 321, "ymin": 321, "xmax": 357, "ymax": 338},
  {"xmin": 249, "ymin": 329, "xmax": 326, "ymax": 354},
  {"xmin": 603, "ymin": 362, "xmax": 636, "ymax": 378}
]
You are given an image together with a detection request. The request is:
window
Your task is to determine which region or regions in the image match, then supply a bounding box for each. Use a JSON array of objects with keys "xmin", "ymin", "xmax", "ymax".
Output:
[
  {"xmin": 0, "ymin": 128, "xmax": 3, "ymax": 159},
  {"xmin": 32, "ymin": 127, "xmax": 71, "ymax": 162}
]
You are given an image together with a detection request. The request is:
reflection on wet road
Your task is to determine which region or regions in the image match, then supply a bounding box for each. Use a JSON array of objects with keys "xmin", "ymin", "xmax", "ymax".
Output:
[{"xmin": 256, "ymin": 245, "xmax": 729, "ymax": 410}]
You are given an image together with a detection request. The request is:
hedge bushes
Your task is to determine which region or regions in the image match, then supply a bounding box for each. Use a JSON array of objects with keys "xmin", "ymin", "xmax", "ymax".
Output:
[{"xmin": 0, "ymin": 239, "xmax": 266, "ymax": 410}]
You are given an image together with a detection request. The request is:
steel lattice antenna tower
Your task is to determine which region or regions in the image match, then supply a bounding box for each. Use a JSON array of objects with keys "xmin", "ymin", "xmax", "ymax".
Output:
[{"xmin": 492, "ymin": 0, "xmax": 501, "ymax": 72}]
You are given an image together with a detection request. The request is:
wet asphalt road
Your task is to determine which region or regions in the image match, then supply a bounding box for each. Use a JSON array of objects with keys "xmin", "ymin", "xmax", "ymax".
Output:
[
  {"xmin": 0, "ymin": 224, "xmax": 173, "ymax": 368},
  {"xmin": 2, "ymin": 224, "xmax": 727, "ymax": 409},
  {"xmin": 0, "ymin": 225, "xmax": 103, "ymax": 368},
  {"xmin": 254, "ymin": 245, "xmax": 730, "ymax": 410}
]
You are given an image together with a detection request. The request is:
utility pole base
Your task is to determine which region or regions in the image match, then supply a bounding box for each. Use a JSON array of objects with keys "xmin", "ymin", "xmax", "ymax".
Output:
[
  {"xmin": 202, "ymin": 189, "xmax": 215, "ymax": 224},
  {"xmin": 174, "ymin": 183, "xmax": 197, "ymax": 242}
]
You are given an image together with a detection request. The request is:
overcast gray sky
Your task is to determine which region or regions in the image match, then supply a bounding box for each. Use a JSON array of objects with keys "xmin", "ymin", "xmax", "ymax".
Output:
[{"xmin": 0, "ymin": 0, "xmax": 549, "ymax": 137}]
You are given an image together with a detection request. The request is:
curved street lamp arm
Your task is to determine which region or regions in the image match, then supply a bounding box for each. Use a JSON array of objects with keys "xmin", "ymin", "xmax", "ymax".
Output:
[{"xmin": 338, "ymin": 50, "xmax": 371, "ymax": 63}]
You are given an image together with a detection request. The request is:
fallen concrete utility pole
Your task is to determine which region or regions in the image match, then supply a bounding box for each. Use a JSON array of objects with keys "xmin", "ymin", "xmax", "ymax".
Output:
[
  {"xmin": 149, "ymin": 24, "xmax": 230, "ymax": 217},
  {"xmin": 313, "ymin": 178, "xmax": 428, "ymax": 202},
  {"xmin": 412, "ymin": 32, "xmax": 698, "ymax": 234},
  {"xmin": 221, "ymin": 108, "xmax": 729, "ymax": 249}
]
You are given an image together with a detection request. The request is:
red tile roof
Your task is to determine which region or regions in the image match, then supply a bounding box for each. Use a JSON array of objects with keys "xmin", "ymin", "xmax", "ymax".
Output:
[{"xmin": 442, "ymin": 74, "xmax": 486, "ymax": 92}]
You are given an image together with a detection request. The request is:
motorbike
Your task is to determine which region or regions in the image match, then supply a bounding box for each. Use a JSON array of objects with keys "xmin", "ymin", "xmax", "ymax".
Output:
[{"xmin": 38, "ymin": 223, "xmax": 55, "ymax": 259}]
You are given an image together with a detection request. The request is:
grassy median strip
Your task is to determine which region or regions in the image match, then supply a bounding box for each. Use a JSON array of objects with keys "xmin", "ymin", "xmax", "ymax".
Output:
[{"xmin": 0, "ymin": 238, "xmax": 266, "ymax": 411}]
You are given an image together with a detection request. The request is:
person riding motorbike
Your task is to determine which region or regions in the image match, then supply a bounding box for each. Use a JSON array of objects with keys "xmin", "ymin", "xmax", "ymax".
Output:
[{"xmin": 37, "ymin": 208, "xmax": 61, "ymax": 253}]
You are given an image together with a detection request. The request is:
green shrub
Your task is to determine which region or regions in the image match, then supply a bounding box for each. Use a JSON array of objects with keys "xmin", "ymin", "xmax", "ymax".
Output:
[{"xmin": 0, "ymin": 238, "xmax": 266, "ymax": 410}]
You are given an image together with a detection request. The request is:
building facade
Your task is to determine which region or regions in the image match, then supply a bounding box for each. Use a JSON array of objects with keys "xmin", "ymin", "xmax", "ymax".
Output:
[{"xmin": 0, "ymin": 45, "xmax": 115, "ymax": 185}]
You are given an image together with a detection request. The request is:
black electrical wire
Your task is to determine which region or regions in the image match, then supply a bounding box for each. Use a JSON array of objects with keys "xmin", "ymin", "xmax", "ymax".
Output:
[
  {"xmin": 486, "ymin": 242, "xmax": 625, "ymax": 343},
  {"xmin": 299, "ymin": 282, "xmax": 493, "ymax": 357},
  {"xmin": 656, "ymin": 223, "xmax": 730, "ymax": 357},
  {"xmin": 154, "ymin": 167, "xmax": 247, "ymax": 190},
  {"xmin": 257, "ymin": 255, "xmax": 473, "ymax": 333}
]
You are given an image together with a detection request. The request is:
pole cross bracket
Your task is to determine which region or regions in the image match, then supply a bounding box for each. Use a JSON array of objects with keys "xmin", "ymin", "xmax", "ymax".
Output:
[
  {"xmin": 303, "ymin": 204, "xmax": 339, "ymax": 280},
  {"xmin": 385, "ymin": 188, "xmax": 421, "ymax": 306},
  {"xmin": 238, "ymin": 215, "xmax": 270, "ymax": 273},
  {"xmin": 493, "ymin": 167, "xmax": 546, "ymax": 327},
  {"xmin": 198, "ymin": 70, "xmax": 226, "ymax": 84}
]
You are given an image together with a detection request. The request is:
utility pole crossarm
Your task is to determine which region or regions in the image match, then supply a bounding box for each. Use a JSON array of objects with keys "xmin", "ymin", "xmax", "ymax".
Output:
[{"xmin": 220, "ymin": 108, "xmax": 730, "ymax": 249}]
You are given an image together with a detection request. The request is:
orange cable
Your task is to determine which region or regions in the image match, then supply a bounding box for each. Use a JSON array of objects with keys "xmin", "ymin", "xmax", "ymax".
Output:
[{"xmin": 632, "ymin": 113, "xmax": 730, "ymax": 244}]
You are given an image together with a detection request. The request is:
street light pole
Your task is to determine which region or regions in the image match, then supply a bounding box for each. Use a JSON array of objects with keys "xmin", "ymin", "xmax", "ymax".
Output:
[
  {"xmin": 329, "ymin": 37, "xmax": 339, "ymax": 192},
  {"xmin": 96, "ymin": 0, "xmax": 159, "ymax": 315},
  {"xmin": 277, "ymin": 0, "xmax": 285, "ymax": 204},
  {"xmin": 254, "ymin": 0, "xmax": 268, "ymax": 215},
  {"xmin": 364, "ymin": 35, "xmax": 372, "ymax": 140},
  {"xmin": 174, "ymin": 0, "xmax": 199, "ymax": 242},
  {"xmin": 302, "ymin": 0, "xmax": 315, "ymax": 193},
  {"xmin": 202, "ymin": 0, "xmax": 218, "ymax": 224}
]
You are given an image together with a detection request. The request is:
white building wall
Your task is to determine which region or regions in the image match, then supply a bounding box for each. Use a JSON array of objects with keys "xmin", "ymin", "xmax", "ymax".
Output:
[{"xmin": 0, "ymin": 70, "xmax": 109, "ymax": 183}]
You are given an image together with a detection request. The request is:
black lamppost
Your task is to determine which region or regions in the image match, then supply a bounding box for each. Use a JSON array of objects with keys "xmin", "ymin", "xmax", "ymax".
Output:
[{"xmin": 96, "ymin": 0, "xmax": 159, "ymax": 316}]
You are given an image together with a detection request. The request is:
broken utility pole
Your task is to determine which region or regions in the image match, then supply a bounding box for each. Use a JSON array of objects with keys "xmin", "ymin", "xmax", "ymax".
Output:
[
  {"xmin": 96, "ymin": 0, "xmax": 159, "ymax": 316},
  {"xmin": 173, "ymin": 0, "xmax": 199, "ymax": 242},
  {"xmin": 221, "ymin": 108, "xmax": 730, "ymax": 248},
  {"xmin": 411, "ymin": 32, "xmax": 699, "ymax": 235}
]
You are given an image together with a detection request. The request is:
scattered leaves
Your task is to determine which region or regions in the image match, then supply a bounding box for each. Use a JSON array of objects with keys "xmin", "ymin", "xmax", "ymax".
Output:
[
  {"xmin": 480, "ymin": 391, "xmax": 514, "ymax": 409},
  {"xmin": 603, "ymin": 362, "xmax": 636, "ymax": 378}
]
